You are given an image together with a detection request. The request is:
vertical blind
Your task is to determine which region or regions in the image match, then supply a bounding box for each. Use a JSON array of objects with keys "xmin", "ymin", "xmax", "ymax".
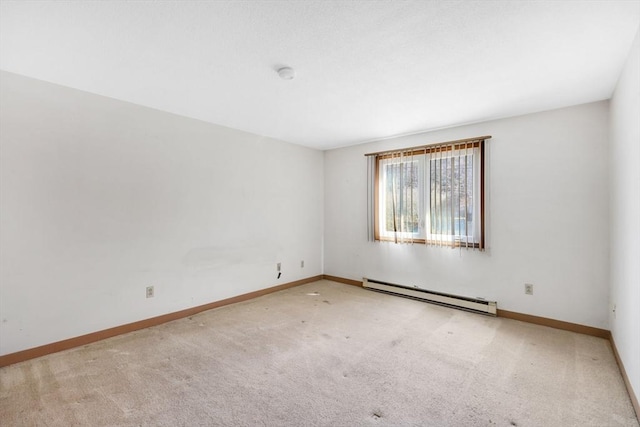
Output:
[{"xmin": 366, "ymin": 136, "xmax": 489, "ymax": 250}]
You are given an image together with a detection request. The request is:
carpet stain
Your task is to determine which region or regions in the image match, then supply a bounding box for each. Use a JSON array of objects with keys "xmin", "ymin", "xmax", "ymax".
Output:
[
  {"xmin": 390, "ymin": 339, "xmax": 402, "ymax": 347},
  {"xmin": 510, "ymin": 421, "xmax": 518, "ymax": 426},
  {"xmin": 323, "ymin": 300, "xmax": 331, "ymax": 304},
  {"xmin": 372, "ymin": 412, "xmax": 382, "ymax": 419}
]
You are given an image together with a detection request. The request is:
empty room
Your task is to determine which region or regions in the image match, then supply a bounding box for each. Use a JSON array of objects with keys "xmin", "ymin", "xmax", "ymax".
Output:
[{"xmin": 1, "ymin": 1, "xmax": 639, "ymax": 426}]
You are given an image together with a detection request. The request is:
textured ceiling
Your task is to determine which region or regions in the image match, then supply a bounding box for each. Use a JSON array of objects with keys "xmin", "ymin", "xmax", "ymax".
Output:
[{"xmin": 1, "ymin": 1, "xmax": 639, "ymax": 150}]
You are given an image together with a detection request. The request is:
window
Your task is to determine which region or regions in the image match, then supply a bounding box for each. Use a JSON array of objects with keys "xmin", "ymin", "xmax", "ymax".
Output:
[{"xmin": 367, "ymin": 136, "xmax": 488, "ymax": 249}]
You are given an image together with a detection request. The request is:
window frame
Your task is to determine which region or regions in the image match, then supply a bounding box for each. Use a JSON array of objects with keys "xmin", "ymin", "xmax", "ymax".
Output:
[{"xmin": 373, "ymin": 140, "xmax": 485, "ymax": 249}]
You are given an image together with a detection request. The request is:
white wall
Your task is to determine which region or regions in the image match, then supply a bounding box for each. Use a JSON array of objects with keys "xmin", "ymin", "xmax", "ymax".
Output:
[
  {"xmin": 325, "ymin": 101, "xmax": 610, "ymax": 329},
  {"xmin": 0, "ymin": 71, "xmax": 324, "ymax": 355},
  {"xmin": 609, "ymin": 29, "xmax": 640, "ymax": 404}
]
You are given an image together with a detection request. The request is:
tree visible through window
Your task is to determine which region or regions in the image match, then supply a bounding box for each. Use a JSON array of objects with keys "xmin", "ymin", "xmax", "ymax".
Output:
[{"xmin": 368, "ymin": 136, "xmax": 488, "ymax": 249}]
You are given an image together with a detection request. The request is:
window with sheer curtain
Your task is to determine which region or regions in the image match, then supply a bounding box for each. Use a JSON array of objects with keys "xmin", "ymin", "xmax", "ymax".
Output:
[{"xmin": 366, "ymin": 136, "xmax": 489, "ymax": 249}]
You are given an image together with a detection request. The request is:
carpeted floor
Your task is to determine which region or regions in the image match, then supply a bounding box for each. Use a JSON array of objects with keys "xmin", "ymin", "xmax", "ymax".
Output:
[{"xmin": 1, "ymin": 280, "xmax": 637, "ymax": 426}]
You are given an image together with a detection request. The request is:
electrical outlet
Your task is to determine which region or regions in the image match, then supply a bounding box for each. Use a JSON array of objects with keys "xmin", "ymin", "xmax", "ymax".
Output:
[
  {"xmin": 277, "ymin": 262, "xmax": 281, "ymax": 272},
  {"xmin": 524, "ymin": 283, "xmax": 533, "ymax": 295},
  {"xmin": 301, "ymin": 260, "xmax": 304, "ymax": 268},
  {"xmin": 146, "ymin": 286, "xmax": 154, "ymax": 298}
]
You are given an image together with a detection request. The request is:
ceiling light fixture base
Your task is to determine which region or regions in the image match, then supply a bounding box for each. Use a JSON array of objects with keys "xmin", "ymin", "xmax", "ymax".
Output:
[{"xmin": 277, "ymin": 67, "xmax": 296, "ymax": 80}]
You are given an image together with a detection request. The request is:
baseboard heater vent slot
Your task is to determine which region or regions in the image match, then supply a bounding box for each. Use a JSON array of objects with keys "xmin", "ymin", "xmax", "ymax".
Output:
[{"xmin": 363, "ymin": 278, "xmax": 497, "ymax": 316}]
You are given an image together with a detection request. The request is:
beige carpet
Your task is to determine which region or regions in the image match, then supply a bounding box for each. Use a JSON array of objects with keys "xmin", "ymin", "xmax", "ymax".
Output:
[{"xmin": 1, "ymin": 280, "xmax": 637, "ymax": 426}]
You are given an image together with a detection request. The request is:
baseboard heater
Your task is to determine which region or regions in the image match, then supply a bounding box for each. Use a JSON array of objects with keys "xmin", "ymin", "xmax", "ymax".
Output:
[{"xmin": 363, "ymin": 278, "xmax": 497, "ymax": 316}]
